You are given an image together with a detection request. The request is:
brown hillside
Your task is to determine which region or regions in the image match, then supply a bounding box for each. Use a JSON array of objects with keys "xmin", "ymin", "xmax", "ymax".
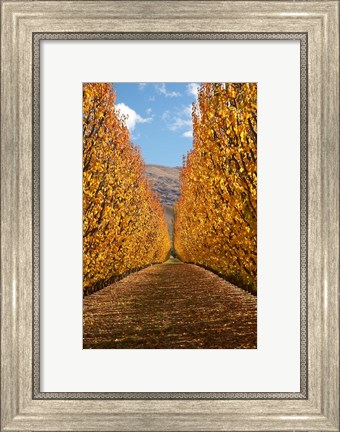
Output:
[
  {"xmin": 163, "ymin": 204, "xmax": 175, "ymax": 239},
  {"xmin": 145, "ymin": 164, "xmax": 180, "ymax": 240},
  {"xmin": 145, "ymin": 164, "xmax": 180, "ymax": 207}
]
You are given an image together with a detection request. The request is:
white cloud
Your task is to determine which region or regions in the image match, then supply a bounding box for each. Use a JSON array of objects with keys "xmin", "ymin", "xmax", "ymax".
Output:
[
  {"xmin": 161, "ymin": 111, "xmax": 171, "ymax": 121},
  {"xmin": 138, "ymin": 83, "xmax": 147, "ymax": 90},
  {"xmin": 162, "ymin": 105, "xmax": 193, "ymax": 136},
  {"xmin": 169, "ymin": 117, "xmax": 192, "ymax": 131},
  {"xmin": 156, "ymin": 83, "xmax": 181, "ymax": 98},
  {"xmin": 182, "ymin": 130, "xmax": 193, "ymax": 138},
  {"xmin": 115, "ymin": 103, "xmax": 152, "ymax": 131},
  {"xmin": 146, "ymin": 107, "xmax": 152, "ymax": 115},
  {"xmin": 187, "ymin": 83, "xmax": 200, "ymax": 99}
]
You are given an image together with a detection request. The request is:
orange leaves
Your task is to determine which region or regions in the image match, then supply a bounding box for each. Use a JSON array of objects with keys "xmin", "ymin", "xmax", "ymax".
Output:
[
  {"xmin": 83, "ymin": 83, "xmax": 170, "ymax": 296},
  {"xmin": 174, "ymin": 83, "xmax": 257, "ymax": 293}
]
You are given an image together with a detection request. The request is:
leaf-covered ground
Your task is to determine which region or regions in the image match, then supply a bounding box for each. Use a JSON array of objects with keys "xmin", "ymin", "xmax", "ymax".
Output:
[{"xmin": 83, "ymin": 263, "xmax": 257, "ymax": 349}]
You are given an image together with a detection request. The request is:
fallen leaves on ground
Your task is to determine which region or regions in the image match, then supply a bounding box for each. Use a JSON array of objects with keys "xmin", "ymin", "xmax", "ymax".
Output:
[{"xmin": 83, "ymin": 263, "xmax": 257, "ymax": 349}]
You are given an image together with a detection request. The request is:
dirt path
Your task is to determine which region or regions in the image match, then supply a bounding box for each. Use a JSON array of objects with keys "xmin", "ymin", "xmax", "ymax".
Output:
[{"xmin": 83, "ymin": 263, "xmax": 257, "ymax": 349}]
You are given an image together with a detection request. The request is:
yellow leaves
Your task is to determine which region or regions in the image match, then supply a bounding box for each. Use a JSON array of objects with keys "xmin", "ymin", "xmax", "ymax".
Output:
[
  {"xmin": 227, "ymin": 85, "xmax": 236, "ymax": 98},
  {"xmin": 240, "ymin": 129, "xmax": 246, "ymax": 142},
  {"xmin": 174, "ymin": 82, "xmax": 257, "ymax": 293},
  {"xmin": 83, "ymin": 83, "xmax": 170, "ymax": 295}
]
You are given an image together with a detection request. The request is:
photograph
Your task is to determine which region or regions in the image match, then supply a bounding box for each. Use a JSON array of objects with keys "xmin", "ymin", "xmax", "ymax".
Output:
[{"xmin": 83, "ymin": 82, "xmax": 257, "ymax": 349}]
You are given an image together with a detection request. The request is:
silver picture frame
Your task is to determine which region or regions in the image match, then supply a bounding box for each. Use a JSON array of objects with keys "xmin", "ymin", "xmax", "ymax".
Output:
[{"xmin": 1, "ymin": 1, "xmax": 339, "ymax": 431}]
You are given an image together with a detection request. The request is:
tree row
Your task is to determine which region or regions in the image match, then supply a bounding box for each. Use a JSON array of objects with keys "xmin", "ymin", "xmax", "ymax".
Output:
[
  {"xmin": 174, "ymin": 83, "xmax": 257, "ymax": 293},
  {"xmin": 83, "ymin": 83, "xmax": 170, "ymax": 296}
]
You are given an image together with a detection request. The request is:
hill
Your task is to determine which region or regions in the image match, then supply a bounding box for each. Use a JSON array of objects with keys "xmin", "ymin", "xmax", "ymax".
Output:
[
  {"xmin": 145, "ymin": 164, "xmax": 181, "ymax": 241},
  {"xmin": 145, "ymin": 164, "xmax": 180, "ymax": 206}
]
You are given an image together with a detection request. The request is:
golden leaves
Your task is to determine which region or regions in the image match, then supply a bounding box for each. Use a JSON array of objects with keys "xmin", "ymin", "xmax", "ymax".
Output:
[
  {"xmin": 174, "ymin": 83, "xmax": 257, "ymax": 293},
  {"xmin": 83, "ymin": 83, "xmax": 170, "ymax": 295}
]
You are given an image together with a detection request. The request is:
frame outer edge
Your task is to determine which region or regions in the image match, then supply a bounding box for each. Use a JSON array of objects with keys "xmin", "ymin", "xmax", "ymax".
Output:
[
  {"xmin": 1, "ymin": 1, "xmax": 339, "ymax": 431},
  {"xmin": 320, "ymin": 2, "xmax": 339, "ymax": 429},
  {"xmin": 1, "ymin": 2, "xmax": 20, "ymax": 430}
]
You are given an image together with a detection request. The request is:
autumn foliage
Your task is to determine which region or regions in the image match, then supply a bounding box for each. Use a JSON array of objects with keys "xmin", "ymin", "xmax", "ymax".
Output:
[
  {"xmin": 83, "ymin": 83, "xmax": 170, "ymax": 296},
  {"xmin": 174, "ymin": 83, "xmax": 257, "ymax": 293}
]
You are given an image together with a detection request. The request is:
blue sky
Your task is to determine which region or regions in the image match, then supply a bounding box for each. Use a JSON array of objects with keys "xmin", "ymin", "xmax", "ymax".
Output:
[{"xmin": 114, "ymin": 83, "xmax": 199, "ymax": 167}]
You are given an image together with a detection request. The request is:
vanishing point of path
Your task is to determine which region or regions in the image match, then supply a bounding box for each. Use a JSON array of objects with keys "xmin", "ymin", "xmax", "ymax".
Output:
[{"xmin": 83, "ymin": 263, "xmax": 257, "ymax": 349}]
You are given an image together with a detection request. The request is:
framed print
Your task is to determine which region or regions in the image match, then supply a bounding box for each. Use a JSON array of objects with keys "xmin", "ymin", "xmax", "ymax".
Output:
[{"xmin": 1, "ymin": 1, "xmax": 339, "ymax": 431}]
